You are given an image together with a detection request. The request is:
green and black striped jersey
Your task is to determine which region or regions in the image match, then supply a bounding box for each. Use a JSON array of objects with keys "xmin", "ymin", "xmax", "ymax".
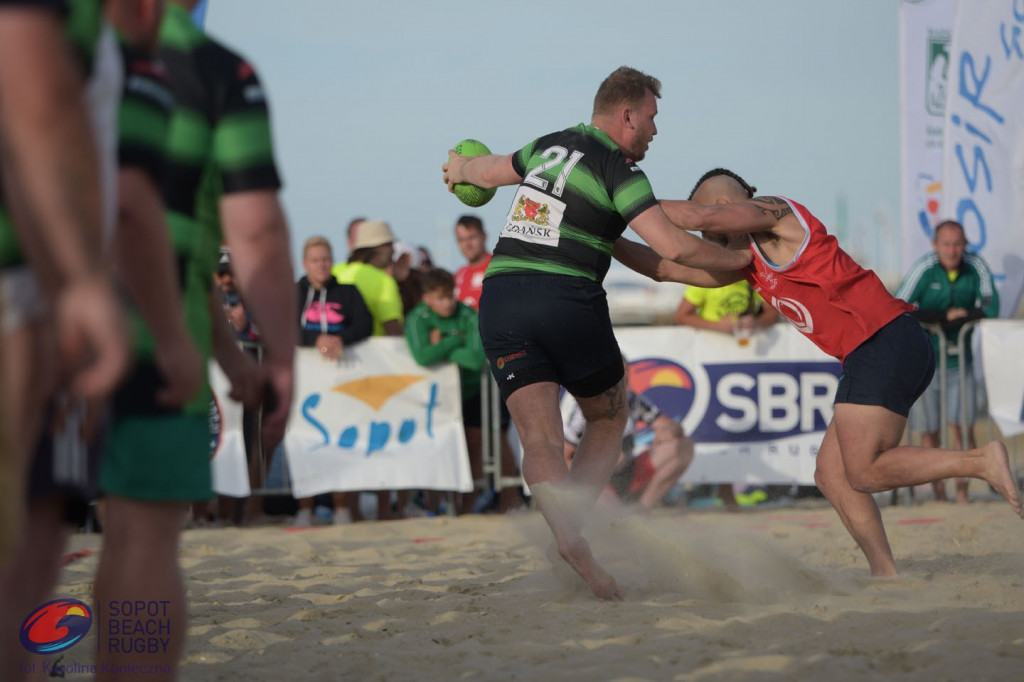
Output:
[
  {"xmin": 158, "ymin": 1, "xmax": 280, "ymax": 276},
  {"xmin": 116, "ymin": 43, "xmax": 172, "ymax": 186},
  {"xmin": 156, "ymin": 2, "xmax": 281, "ymax": 413},
  {"xmin": 487, "ymin": 123, "xmax": 658, "ymax": 283}
]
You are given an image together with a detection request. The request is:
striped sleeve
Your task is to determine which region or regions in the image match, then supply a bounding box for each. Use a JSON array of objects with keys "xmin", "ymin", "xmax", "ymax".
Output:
[
  {"xmin": 117, "ymin": 46, "xmax": 172, "ymax": 183},
  {"xmin": 894, "ymin": 252, "xmax": 938, "ymax": 302},
  {"xmin": 965, "ymin": 253, "xmax": 999, "ymax": 316},
  {"xmin": 211, "ymin": 55, "xmax": 281, "ymax": 193}
]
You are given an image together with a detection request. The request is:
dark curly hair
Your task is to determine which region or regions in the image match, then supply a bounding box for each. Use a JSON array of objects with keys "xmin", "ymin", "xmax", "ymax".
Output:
[{"xmin": 688, "ymin": 168, "xmax": 757, "ymax": 201}]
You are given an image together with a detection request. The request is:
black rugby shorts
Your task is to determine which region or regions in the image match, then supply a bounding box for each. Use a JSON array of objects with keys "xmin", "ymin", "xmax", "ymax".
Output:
[
  {"xmin": 834, "ymin": 314, "xmax": 935, "ymax": 417},
  {"xmin": 478, "ymin": 274, "xmax": 624, "ymax": 401}
]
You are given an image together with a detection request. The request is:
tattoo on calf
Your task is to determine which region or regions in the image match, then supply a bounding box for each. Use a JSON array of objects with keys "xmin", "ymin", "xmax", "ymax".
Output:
[
  {"xmin": 600, "ymin": 382, "xmax": 626, "ymax": 420},
  {"xmin": 751, "ymin": 196, "xmax": 793, "ymax": 221}
]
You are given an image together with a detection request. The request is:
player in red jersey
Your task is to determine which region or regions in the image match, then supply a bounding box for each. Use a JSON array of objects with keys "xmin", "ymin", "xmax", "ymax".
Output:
[{"xmin": 615, "ymin": 168, "xmax": 1022, "ymax": 577}]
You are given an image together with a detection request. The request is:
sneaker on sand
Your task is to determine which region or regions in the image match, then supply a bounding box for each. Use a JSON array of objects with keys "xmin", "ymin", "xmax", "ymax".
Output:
[
  {"xmin": 332, "ymin": 508, "xmax": 353, "ymax": 525},
  {"xmin": 292, "ymin": 508, "xmax": 312, "ymax": 527}
]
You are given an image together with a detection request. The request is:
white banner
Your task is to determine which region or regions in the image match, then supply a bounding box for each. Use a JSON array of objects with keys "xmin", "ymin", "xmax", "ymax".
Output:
[
  {"xmin": 979, "ymin": 319, "xmax": 1024, "ymax": 437},
  {"xmin": 210, "ymin": 340, "xmax": 473, "ymax": 498},
  {"xmin": 943, "ymin": 1, "xmax": 1024, "ymax": 317},
  {"xmin": 284, "ymin": 340, "xmax": 472, "ymax": 497},
  {"xmin": 209, "ymin": 360, "xmax": 251, "ymax": 498},
  {"xmin": 900, "ymin": 0, "xmax": 956, "ymax": 270},
  {"xmin": 616, "ymin": 326, "xmax": 841, "ymax": 485}
]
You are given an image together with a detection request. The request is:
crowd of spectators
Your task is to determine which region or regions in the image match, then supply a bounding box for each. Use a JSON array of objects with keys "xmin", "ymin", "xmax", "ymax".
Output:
[{"xmin": 215, "ymin": 210, "xmax": 1002, "ymax": 525}]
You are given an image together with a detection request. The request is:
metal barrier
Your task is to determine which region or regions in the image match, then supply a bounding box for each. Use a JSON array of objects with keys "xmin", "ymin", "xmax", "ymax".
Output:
[
  {"xmin": 479, "ymin": 370, "xmax": 526, "ymax": 500},
  {"xmin": 927, "ymin": 318, "xmax": 982, "ymax": 450}
]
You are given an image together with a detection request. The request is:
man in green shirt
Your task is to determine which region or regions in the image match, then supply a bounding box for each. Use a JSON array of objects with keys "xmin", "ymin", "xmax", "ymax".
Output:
[{"xmin": 896, "ymin": 219, "xmax": 999, "ymax": 503}]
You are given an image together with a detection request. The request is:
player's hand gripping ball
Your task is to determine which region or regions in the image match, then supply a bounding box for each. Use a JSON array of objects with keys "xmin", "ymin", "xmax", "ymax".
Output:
[{"xmin": 452, "ymin": 139, "xmax": 497, "ymax": 207}]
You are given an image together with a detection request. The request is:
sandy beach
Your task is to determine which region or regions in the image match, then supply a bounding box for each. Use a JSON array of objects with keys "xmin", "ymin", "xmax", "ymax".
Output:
[{"xmin": 52, "ymin": 492, "xmax": 1024, "ymax": 681}]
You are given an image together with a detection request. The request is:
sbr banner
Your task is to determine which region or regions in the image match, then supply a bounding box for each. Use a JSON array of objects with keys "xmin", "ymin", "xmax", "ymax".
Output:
[
  {"xmin": 979, "ymin": 319, "xmax": 1024, "ymax": 437},
  {"xmin": 616, "ymin": 326, "xmax": 841, "ymax": 485},
  {"xmin": 943, "ymin": 1, "xmax": 1024, "ymax": 317}
]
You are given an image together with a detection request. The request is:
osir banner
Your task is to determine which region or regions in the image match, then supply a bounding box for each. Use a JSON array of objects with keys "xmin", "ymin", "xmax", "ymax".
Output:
[
  {"xmin": 943, "ymin": 1, "xmax": 1024, "ymax": 317},
  {"xmin": 616, "ymin": 326, "xmax": 841, "ymax": 485}
]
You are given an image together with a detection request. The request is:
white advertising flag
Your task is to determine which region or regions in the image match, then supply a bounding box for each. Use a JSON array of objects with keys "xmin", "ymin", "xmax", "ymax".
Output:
[
  {"xmin": 980, "ymin": 320, "xmax": 1024, "ymax": 437},
  {"xmin": 900, "ymin": 0, "xmax": 956, "ymax": 270},
  {"xmin": 943, "ymin": 1, "xmax": 1024, "ymax": 316}
]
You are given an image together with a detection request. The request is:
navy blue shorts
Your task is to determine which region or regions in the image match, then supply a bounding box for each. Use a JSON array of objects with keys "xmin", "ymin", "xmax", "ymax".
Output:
[
  {"xmin": 834, "ymin": 314, "xmax": 935, "ymax": 417},
  {"xmin": 479, "ymin": 274, "xmax": 624, "ymax": 400}
]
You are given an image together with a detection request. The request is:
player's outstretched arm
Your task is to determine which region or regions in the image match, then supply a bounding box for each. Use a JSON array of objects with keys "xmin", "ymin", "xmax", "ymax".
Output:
[
  {"xmin": 443, "ymin": 151, "xmax": 520, "ymax": 191},
  {"xmin": 660, "ymin": 196, "xmax": 791, "ymax": 235},
  {"xmin": 628, "ymin": 205, "xmax": 751, "ymax": 272},
  {"xmin": 613, "ymin": 237, "xmax": 743, "ymax": 287}
]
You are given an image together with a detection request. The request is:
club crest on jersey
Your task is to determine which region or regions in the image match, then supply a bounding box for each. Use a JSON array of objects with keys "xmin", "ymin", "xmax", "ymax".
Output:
[
  {"xmin": 511, "ymin": 196, "xmax": 551, "ymax": 226},
  {"xmin": 502, "ymin": 186, "xmax": 565, "ymax": 248}
]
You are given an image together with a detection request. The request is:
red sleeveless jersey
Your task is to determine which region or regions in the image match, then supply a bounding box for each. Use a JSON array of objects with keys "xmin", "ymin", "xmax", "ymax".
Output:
[{"xmin": 743, "ymin": 198, "xmax": 913, "ymax": 363}]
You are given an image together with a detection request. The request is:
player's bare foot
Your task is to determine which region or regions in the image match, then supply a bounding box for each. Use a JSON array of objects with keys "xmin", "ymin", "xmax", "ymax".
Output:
[
  {"xmin": 980, "ymin": 441, "xmax": 1023, "ymax": 518},
  {"xmin": 558, "ymin": 535, "xmax": 624, "ymax": 601}
]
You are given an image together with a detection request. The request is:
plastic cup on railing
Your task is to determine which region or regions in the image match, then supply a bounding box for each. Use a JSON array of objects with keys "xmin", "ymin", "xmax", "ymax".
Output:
[{"xmin": 733, "ymin": 316, "xmax": 754, "ymax": 347}]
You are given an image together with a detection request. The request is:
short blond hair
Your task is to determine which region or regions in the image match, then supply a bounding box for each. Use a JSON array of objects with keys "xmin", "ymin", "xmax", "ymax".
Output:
[
  {"xmin": 593, "ymin": 66, "xmax": 661, "ymax": 117},
  {"xmin": 303, "ymin": 235, "xmax": 333, "ymax": 259}
]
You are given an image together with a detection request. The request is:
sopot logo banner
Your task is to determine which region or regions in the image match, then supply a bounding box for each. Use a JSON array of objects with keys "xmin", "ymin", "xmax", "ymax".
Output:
[{"xmin": 283, "ymin": 338, "xmax": 474, "ymax": 497}]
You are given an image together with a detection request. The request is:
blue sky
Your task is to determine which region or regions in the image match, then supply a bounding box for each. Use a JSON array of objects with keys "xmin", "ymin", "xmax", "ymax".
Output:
[{"xmin": 206, "ymin": 1, "xmax": 902, "ymax": 278}]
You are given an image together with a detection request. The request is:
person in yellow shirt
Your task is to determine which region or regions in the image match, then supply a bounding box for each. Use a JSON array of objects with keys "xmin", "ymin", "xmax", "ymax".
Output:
[
  {"xmin": 332, "ymin": 220, "xmax": 404, "ymax": 337},
  {"xmin": 673, "ymin": 280, "xmax": 777, "ymax": 509},
  {"xmin": 331, "ymin": 219, "xmax": 408, "ymax": 519}
]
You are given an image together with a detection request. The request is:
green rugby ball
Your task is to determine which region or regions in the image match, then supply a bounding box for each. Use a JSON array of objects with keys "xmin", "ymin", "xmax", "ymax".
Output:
[{"xmin": 452, "ymin": 138, "xmax": 497, "ymax": 208}]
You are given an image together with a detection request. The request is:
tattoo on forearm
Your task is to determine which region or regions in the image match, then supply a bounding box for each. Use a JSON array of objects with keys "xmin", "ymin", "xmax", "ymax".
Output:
[{"xmin": 750, "ymin": 196, "xmax": 792, "ymax": 221}]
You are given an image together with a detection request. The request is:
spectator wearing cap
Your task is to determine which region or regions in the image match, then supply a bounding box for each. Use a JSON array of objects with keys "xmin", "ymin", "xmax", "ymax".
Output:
[
  {"xmin": 214, "ymin": 247, "xmax": 260, "ymax": 343},
  {"xmin": 393, "ymin": 240, "xmax": 425, "ymax": 316},
  {"xmin": 332, "ymin": 220, "xmax": 404, "ymax": 336}
]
